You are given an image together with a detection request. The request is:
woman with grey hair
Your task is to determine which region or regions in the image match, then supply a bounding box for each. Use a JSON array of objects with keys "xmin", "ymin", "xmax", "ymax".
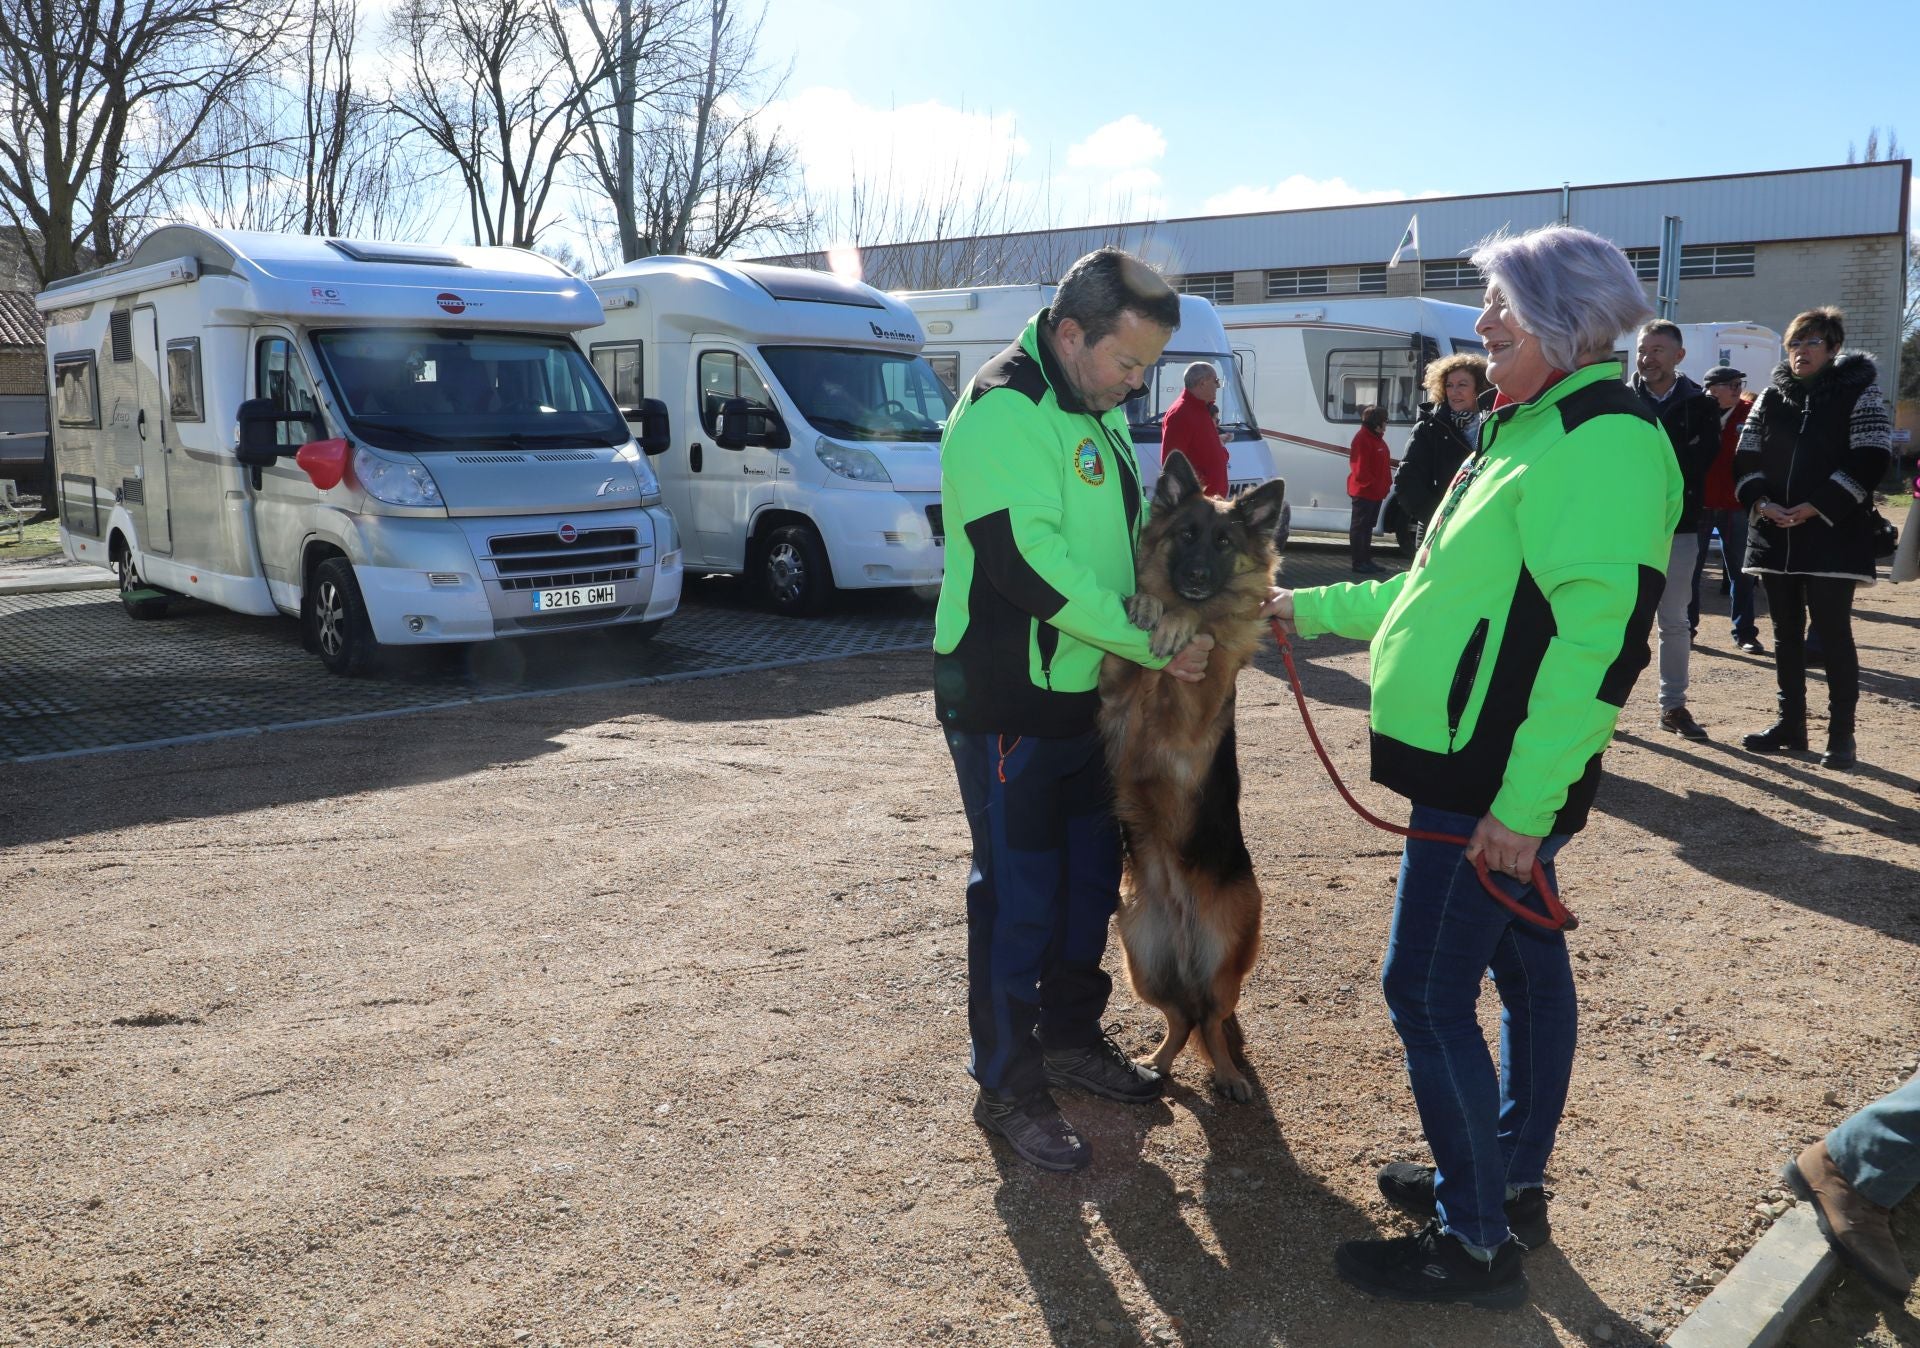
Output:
[{"xmin": 1262, "ymin": 226, "xmax": 1680, "ymax": 1309}]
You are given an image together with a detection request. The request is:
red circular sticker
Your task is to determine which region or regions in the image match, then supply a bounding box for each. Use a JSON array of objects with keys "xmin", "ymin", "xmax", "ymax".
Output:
[{"xmin": 436, "ymin": 292, "xmax": 467, "ymax": 315}]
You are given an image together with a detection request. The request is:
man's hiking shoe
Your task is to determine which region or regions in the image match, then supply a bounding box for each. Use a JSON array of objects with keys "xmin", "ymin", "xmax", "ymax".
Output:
[
  {"xmin": 1660, "ymin": 706, "xmax": 1709, "ymax": 740},
  {"xmin": 1044, "ymin": 1032, "xmax": 1163, "ymax": 1103},
  {"xmin": 1335, "ymin": 1220, "xmax": 1528, "ymax": 1309},
  {"xmin": 1377, "ymin": 1162, "xmax": 1552, "ymax": 1250},
  {"xmin": 973, "ymin": 1090, "xmax": 1089, "ymax": 1173}
]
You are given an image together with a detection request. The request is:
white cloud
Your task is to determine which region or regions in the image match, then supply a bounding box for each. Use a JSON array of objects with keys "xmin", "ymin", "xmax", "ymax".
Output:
[
  {"xmin": 1202, "ymin": 175, "xmax": 1436, "ymax": 215},
  {"xmin": 1066, "ymin": 115, "xmax": 1166, "ymax": 172},
  {"xmin": 768, "ymin": 86, "xmax": 1030, "ymax": 203}
]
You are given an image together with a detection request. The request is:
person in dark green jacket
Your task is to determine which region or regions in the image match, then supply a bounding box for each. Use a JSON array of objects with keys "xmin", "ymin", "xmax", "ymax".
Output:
[
  {"xmin": 936, "ymin": 249, "xmax": 1214, "ymax": 1175},
  {"xmin": 1264, "ymin": 226, "xmax": 1679, "ymax": 1310}
]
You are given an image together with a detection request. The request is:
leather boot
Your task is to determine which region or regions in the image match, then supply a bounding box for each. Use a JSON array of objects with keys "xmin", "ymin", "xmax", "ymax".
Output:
[
  {"xmin": 1823, "ymin": 707, "xmax": 1857, "ymax": 771},
  {"xmin": 1743, "ymin": 694, "xmax": 1807, "ymax": 753},
  {"xmin": 1786, "ymin": 1139, "xmax": 1912, "ymax": 1299}
]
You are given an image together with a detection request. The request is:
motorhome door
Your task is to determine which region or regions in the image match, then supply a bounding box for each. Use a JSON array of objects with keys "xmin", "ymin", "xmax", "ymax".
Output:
[
  {"xmin": 248, "ymin": 331, "xmax": 331, "ymax": 601},
  {"xmin": 692, "ymin": 346, "xmax": 779, "ymax": 570},
  {"xmin": 130, "ymin": 307, "xmax": 172, "ymax": 554}
]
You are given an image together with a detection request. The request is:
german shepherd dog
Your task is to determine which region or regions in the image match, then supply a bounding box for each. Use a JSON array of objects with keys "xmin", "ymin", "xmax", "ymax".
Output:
[{"xmin": 1098, "ymin": 453, "xmax": 1286, "ymax": 1101}]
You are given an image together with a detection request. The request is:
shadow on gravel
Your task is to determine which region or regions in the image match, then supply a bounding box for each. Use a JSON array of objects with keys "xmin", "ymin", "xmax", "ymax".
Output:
[
  {"xmin": 0, "ymin": 646, "xmax": 936, "ymax": 851},
  {"xmin": 985, "ymin": 1064, "xmax": 1630, "ymax": 1346},
  {"xmin": 1601, "ymin": 739, "xmax": 1920, "ymax": 946}
]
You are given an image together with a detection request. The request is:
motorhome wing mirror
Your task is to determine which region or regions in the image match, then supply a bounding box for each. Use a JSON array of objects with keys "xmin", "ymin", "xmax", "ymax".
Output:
[
  {"xmin": 637, "ymin": 397, "xmax": 671, "ymax": 456},
  {"xmin": 714, "ymin": 397, "xmax": 751, "ymax": 450},
  {"xmin": 234, "ymin": 398, "xmax": 319, "ymax": 465}
]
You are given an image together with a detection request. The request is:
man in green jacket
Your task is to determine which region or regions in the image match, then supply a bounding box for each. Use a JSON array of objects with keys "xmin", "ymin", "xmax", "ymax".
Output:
[{"xmin": 936, "ymin": 248, "xmax": 1212, "ymax": 1173}]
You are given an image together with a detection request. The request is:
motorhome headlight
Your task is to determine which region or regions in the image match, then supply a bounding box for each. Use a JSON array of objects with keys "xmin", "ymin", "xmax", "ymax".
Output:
[
  {"xmin": 814, "ymin": 436, "xmax": 891, "ymax": 483},
  {"xmin": 352, "ymin": 446, "xmax": 442, "ymax": 507},
  {"xmin": 618, "ymin": 441, "xmax": 663, "ymax": 505}
]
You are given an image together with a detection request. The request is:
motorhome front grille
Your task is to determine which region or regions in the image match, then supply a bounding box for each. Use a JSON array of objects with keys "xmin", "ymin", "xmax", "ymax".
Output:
[
  {"xmin": 455, "ymin": 453, "xmax": 528, "ymax": 464},
  {"xmin": 532, "ymin": 451, "xmax": 596, "ymax": 462},
  {"xmin": 485, "ymin": 527, "xmax": 642, "ymax": 591}
]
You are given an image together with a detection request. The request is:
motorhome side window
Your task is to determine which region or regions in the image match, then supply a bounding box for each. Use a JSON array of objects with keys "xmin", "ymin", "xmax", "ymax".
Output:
[
  {"xmin": 924, "ymin": 352, "xmax": 960, "ymax": 395},
  {"xmin": 698, "ymin": 351, "xmax": 773, "ymax": 434},
  {"xmin": 591, "ymin": 341, "xmax": 643, "ymax": 412},
  {"xmin": 53, "ymin": 352, "xmax": 100, "ymax": 428},
  {"xmin": 167, "ymin": 338, "xmax": 204, "ymax": 421},
  {"xmin": 1303, "ymin": 330, "xmax": 1421, "ymax": 424},
  {"xmin": 256, "ymin": 337, "xmax": 323, "ymax": 447}
]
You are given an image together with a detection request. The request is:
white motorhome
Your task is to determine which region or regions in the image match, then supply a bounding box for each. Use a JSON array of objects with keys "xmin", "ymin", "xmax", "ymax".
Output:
[
  {"xmin": 1615, "ymin": 321, "xmax": 1782, "ymax": 387},
  {"xmin": 898, "ymin": 286, "xmax": 1276, "ymax": 502},
  {"xmin": 579, "ymin": 257, "xmax": 953, "ymax": 616},
  {"xmin": 39, "ymin": 226, "xmax": 680, "ymax": 674},
  {"xmin": 1223, "ymin": 297, "xmax": 1486, "ymax": 552}
]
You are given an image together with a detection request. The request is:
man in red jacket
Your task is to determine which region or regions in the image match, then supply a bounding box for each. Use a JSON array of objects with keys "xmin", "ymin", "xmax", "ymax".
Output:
[
  {"xmin": 1347, "ymin": 404, "xmax": 1392, "ymax": 573},
  {"xmin": 1160, "ymin": 362, "xmax": 1230, "ymax": 496},
  {"xmin": 1690, "ymin": 365, "xmax": 1762, "ymax": 652}
]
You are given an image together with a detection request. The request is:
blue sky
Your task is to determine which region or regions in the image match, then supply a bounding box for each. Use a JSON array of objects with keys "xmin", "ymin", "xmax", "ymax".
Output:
[{"xmin": 757, "ymin": 0, "xmax": 1918, "ymax": 230}]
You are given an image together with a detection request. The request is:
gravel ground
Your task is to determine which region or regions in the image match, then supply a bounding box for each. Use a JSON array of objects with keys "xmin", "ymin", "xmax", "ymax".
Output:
[{"xmin": 2, "ymin": 547, "xmax": 1917, "ymax": 1348}]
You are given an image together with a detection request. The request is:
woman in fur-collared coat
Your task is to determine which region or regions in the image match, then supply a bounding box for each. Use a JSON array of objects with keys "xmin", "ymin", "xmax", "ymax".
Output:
[{"xmin": 1733, "ymin": 306, "xmax": 1892, "ymax": 770}]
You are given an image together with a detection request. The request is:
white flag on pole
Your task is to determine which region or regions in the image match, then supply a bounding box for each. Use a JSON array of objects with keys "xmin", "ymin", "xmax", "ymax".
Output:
[{"xmin": 1387, "ymin": 214, "xmax": 1421, "ymax": 269}]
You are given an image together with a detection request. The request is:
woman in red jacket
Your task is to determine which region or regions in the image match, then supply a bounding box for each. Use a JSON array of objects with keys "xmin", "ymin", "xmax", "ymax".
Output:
[{"xmin": 1349, "ymin": 405, "xmax": 1393, "ymax": 573}]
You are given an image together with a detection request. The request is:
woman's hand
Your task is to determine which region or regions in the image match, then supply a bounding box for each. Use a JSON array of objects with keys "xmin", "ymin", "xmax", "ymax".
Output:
[
  {"xmin": 1259, "ymin": 587, "xmax": 1295, "ymax": 635},
  {"xmin": 1759, "ymin": 501, "xmax": 1811, "ymax": 528},
  {"xmin": 1464, "ymin": 814, "xmax": 1543, "ymax": 884},
  {"xmin": 1778, "ymin": 503, "xmax": 1821, "ymax": 526}
]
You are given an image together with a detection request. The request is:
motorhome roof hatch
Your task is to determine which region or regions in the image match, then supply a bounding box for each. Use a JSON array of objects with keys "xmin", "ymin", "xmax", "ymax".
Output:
[
  {"xmin": 735, "ymin": 262, "xmax": 883, "ymax": 310},
  {"xmin": 326, "ymin": 239, "xmax": 468, "ymax": 268}
]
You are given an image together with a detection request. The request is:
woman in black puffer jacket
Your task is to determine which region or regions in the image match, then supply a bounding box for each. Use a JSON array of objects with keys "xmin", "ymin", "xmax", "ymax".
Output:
[
  {"xmin": 1393, "ymin": 354, "xmax": 1490, "ymax": 530},
  {"xmin": 1733, "ymin": 306, "xmax": 1892, "ymax": 770}
]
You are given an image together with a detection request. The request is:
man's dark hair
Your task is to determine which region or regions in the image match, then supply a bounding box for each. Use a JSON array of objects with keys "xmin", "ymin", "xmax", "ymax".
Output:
[
  {"xmin": 1049, "ymin": 248, "xmax": 1180, "ymax": 346},
  {"xmin": 1639, "ymin": 319, "xmax": 1683, "ymax": 345}
]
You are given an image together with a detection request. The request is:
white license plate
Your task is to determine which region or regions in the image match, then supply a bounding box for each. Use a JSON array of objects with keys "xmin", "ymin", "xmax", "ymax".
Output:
[{"xmin": 532, "ymin": 584, "xmax": 618, "ymax": 612}]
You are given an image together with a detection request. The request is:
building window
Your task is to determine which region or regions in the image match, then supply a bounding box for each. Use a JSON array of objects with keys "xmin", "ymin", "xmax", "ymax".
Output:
[
  {"xmin": 1627, "ymin": 244, "xmax": 1756, "ymax": 282},
  {"xmin": 1423, "ymin": 259, "xmax": 1483, "ymax": 290},
  {"xmin": 1173, "ymin": 272, "xmax": 1235, "ymax": 305},
  {"xmin": 1267, "ymin": 267, "xmax": 1328, "ymax": 298},
  {"xmin": 54, "ymin": 352, "xmax": 99, "ymax": 427}
]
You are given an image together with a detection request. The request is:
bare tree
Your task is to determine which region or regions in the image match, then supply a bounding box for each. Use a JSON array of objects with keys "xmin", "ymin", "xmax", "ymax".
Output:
[
  {"xmin": 389, "ymin": 0, "xmax": 599, "ymax": 248},
  {"xmin": 1846, "ymin": 126, "xmax": 1905, "ymax": 163},
  {"xmin": 0, "ymin": 0, "xmax": 293, "ymax": 284}
]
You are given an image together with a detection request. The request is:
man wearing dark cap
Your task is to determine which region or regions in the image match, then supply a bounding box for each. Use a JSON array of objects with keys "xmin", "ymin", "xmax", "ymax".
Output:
[{"xmin": 1692, "ymin": 366, "xmax": 1763, "ymax": 653}]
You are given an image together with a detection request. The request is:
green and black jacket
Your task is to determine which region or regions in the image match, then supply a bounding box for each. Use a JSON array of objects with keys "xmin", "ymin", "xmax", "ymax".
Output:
[
  {"xmin": 1291, "ymin": 363, "xmax": 1681, "ymax": 838},
  {"xmin": 933, "ymin": 311, "xmax": 1164, "ymax": 736}
]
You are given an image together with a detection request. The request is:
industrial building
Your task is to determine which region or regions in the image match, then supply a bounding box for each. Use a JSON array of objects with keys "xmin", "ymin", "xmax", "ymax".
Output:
[{"xmin": 764, "ymin": 160, "xmax": 1912, "ymax": 396}]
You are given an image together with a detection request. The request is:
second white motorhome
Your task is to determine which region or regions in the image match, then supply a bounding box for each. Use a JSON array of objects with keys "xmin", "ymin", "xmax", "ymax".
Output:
[
  {"xmin": 896, "ymin": 285, "xmax": 1278, "ymax": 500},
  {"xmin": 39, "ymin": 226, "xmax": 680, "ymax": 675},
  {"xmin": 580, "ymin": 257, "xmax": 954, "ymax": 616},
  {"xmin": 1224, "ymin": 297, "xmax": 1486, "ymax": 551}
]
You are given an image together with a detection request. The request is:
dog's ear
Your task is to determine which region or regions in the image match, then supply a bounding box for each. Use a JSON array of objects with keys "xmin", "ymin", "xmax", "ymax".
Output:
[
  {"xmin": 1232, "ymin": 477, "xmax": 1286, "ymax": 537},
  {"xmin": 1155, "ymin": 451, "xmax": 1201, "ymax": 511}
]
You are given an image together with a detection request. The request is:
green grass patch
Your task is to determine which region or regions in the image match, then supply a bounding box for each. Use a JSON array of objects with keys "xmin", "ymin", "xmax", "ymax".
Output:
[{"xmin": 0, "ymin": 509, "xmax": 65, "ymax": 562}]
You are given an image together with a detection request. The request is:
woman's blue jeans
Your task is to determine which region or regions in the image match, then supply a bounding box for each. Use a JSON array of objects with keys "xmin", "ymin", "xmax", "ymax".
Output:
[{"xmin": 1381, "ymin": 805, "xmax": 1575, "ymax": 1250}]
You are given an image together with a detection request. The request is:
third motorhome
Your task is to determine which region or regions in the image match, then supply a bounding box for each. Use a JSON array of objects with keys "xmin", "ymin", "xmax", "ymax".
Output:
[
  {"xmin": 581, "ymin": 257, "xmax": 954, "ymax": 615},
  {"xmin": 1223, "ymin": 297, "xmax": 1485, "ymax": 551},
  {"xmin": 896, "ymin": 285, "xmax": 1278, "ymax": 500}
]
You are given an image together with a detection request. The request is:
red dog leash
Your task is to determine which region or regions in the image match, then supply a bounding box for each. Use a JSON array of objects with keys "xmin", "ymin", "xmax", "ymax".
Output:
[{"xmin": 1266, "ymin": 617, "xmax": 1578, "ymax": 933}]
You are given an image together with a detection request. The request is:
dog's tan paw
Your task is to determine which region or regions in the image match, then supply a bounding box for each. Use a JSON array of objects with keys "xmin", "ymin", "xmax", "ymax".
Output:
[
  {"xmin": 1125, "ymin": 592, "xmax": 1163, "ymax": 631},
  {"xmin": 1214, "ymin": 1071, "xmax": 1253, "ymax": 1103},
  {"xmin": 1149, "ymin": 608, "xmax": 1200, "ymax": 660}
]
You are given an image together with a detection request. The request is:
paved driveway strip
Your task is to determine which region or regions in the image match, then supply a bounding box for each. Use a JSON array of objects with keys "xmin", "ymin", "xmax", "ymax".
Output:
[{"xmin": 0, "ymin": 590, "xmax": 936, "ymax": 762}]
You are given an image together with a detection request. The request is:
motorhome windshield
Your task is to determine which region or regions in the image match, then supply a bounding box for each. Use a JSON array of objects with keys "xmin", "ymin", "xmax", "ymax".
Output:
[
  {"xmin": 758, "ymin": 346, "xmax": 954, "ymax": 443},
  {"xmin": 1124, "ymin": 350, "xmax": 1256, "ymax": 442},
  {"xmin": 312, "ymin": 329, "xmax": 627, "ymax": 451}
]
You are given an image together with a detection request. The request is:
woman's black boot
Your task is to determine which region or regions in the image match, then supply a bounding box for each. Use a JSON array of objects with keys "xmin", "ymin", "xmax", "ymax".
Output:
[
  {"xmin": 1821, "ymin": 710, "xmax": 1856, "ymax": 770},
  {"xmin": 1743, "ymin": 696, "xmax": 1808, "ymax": 753}
]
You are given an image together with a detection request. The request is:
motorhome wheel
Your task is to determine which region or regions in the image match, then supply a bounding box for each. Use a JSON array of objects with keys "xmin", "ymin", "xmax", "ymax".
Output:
[
  {"xmin": 308, "ymin": 556, "xmax": 377, "ymax": 676},
  {"xmin": 761, "ymin": 523, "xmax": 831, "ymax": 617},
  {"xmin": 115, "ymin": 550, "xmax": 170, "ymax": 620}
]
